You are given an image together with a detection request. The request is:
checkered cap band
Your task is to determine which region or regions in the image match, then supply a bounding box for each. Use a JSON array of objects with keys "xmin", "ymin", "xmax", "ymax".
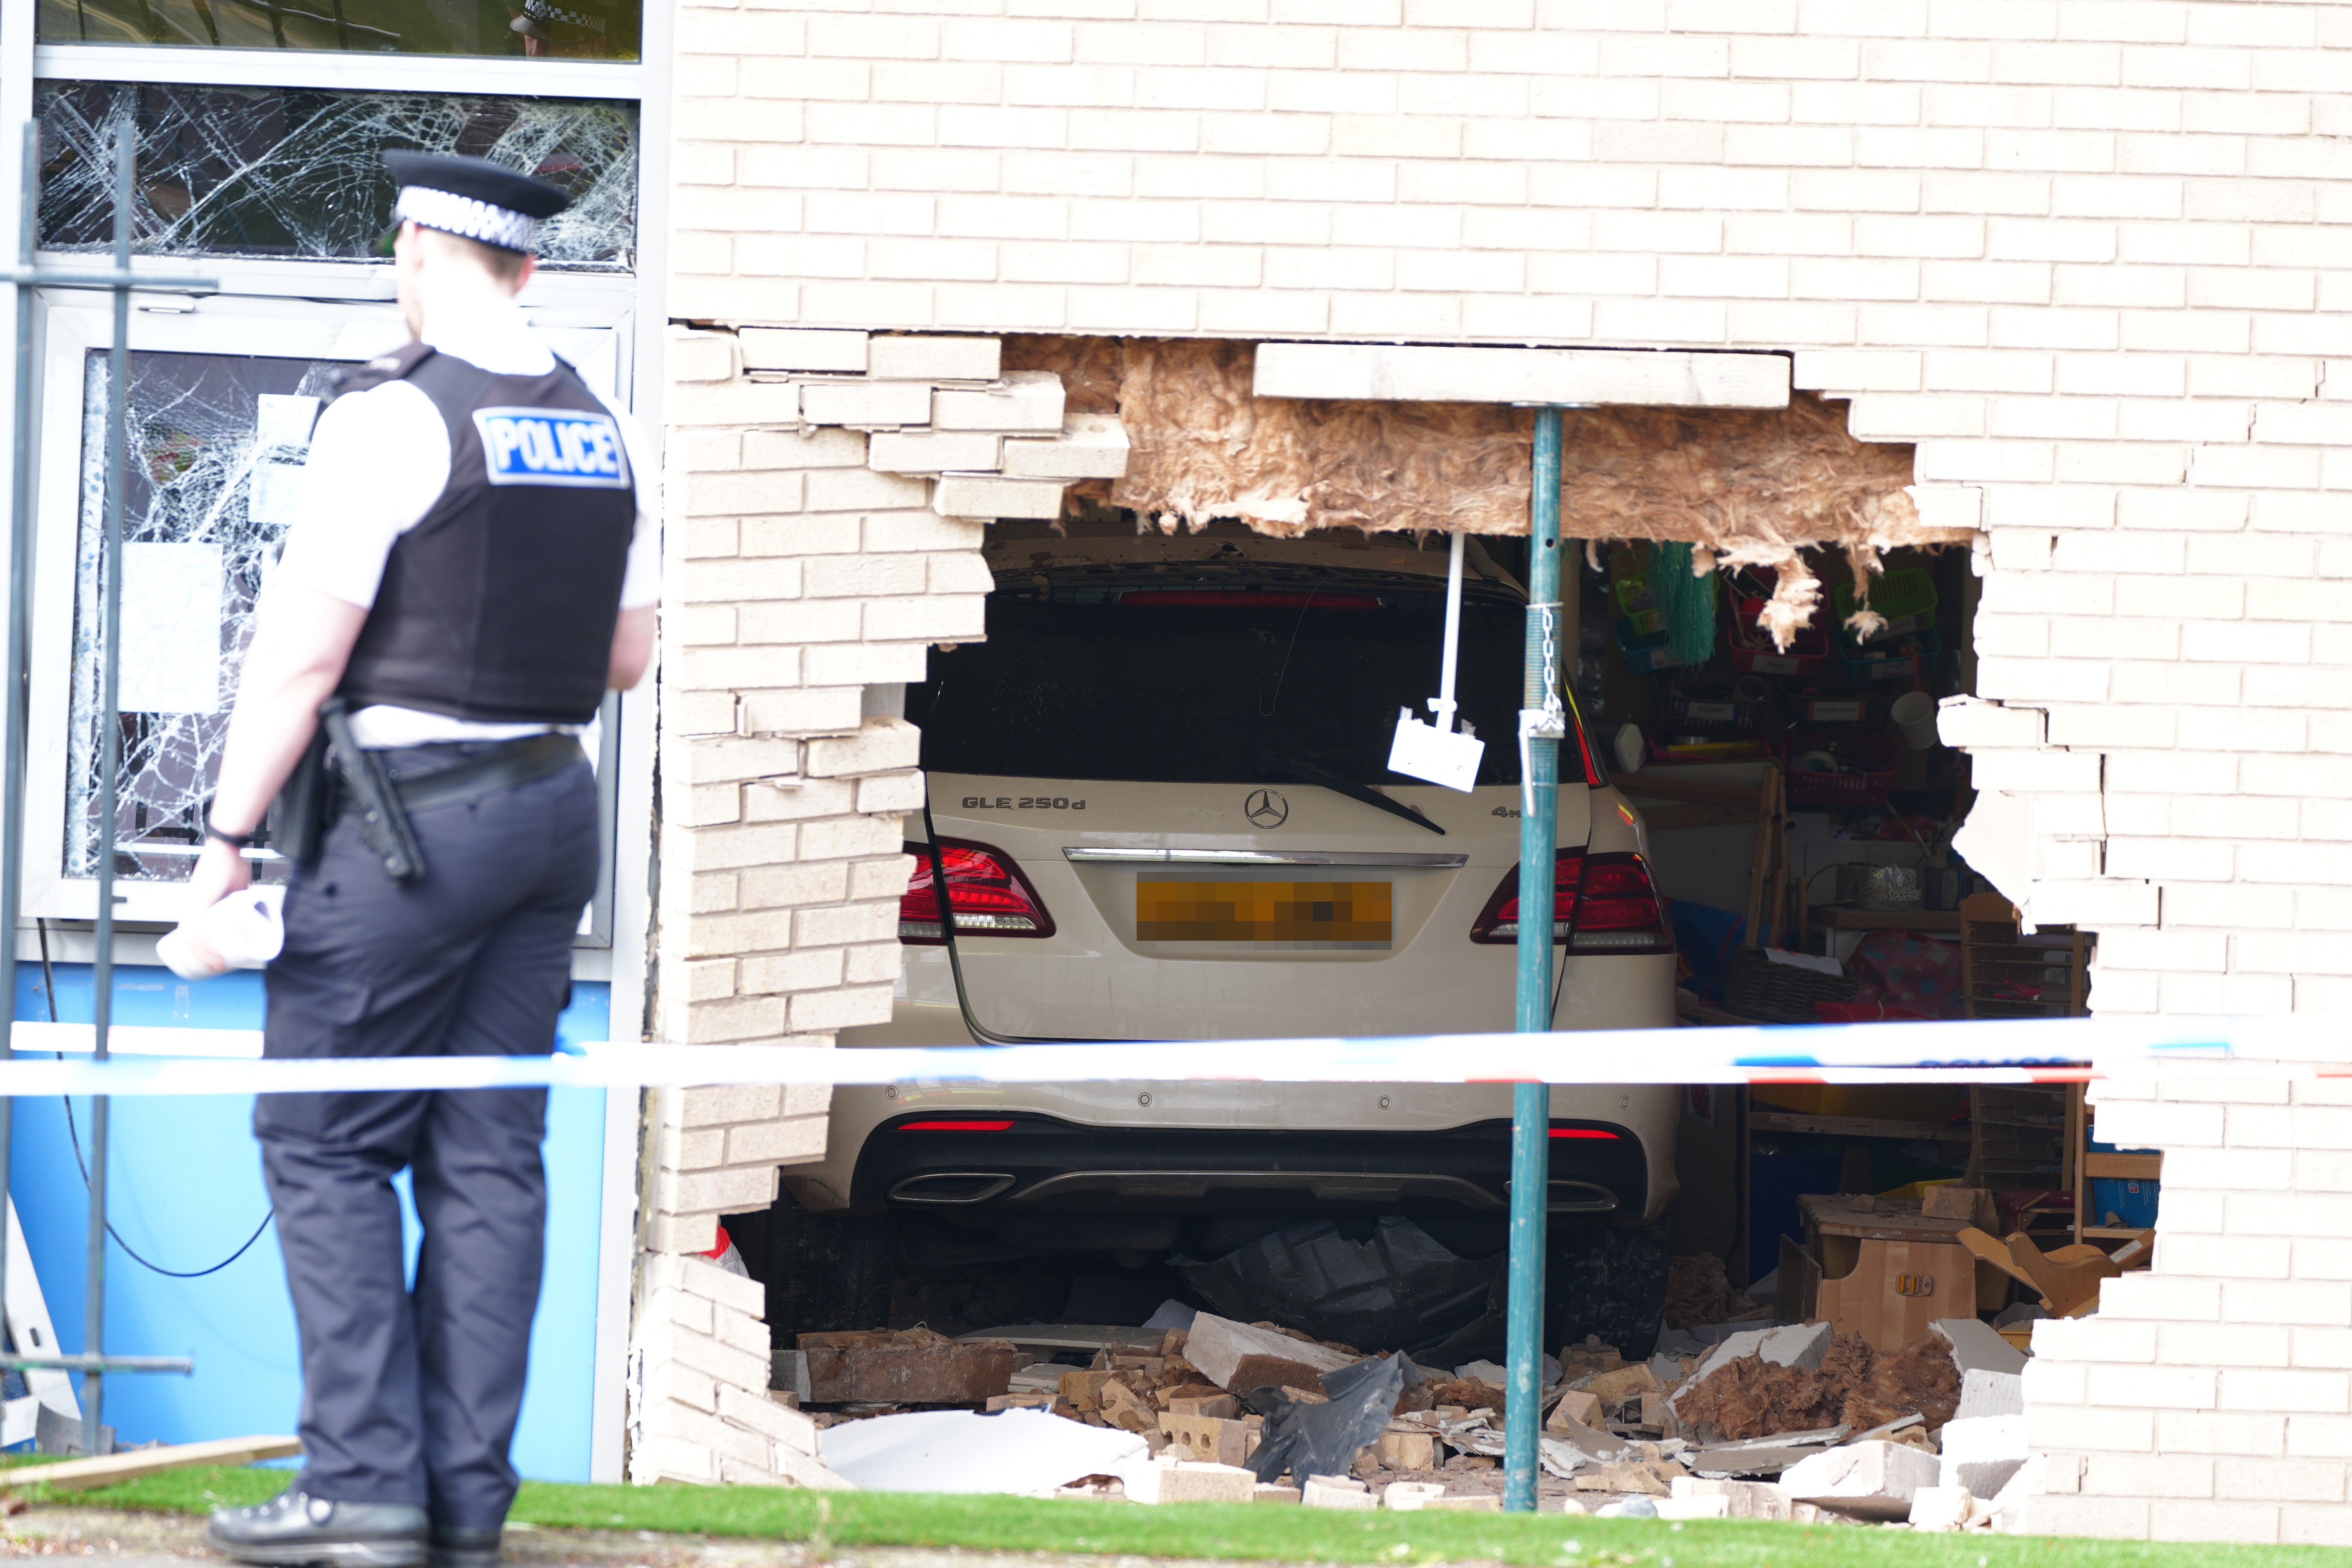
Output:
[
  {"xmin": 521, "ymin": 0, "xmax": 608, "ymax": 30},
  {"xmin": 396, "ymin": 186, "xmax": 540, "ymax": 252}
]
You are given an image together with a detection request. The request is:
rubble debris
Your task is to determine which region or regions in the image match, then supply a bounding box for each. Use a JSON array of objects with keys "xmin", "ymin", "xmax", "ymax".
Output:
[
  {"xmin": 957, "ymin": 1324, "xmax": 1165, "ymax": 1358},
  {"xmin": 1374, "ymin": 1423, "xmax": 1439, "ymax": 1471},
  {"xmin": 1954, "ymin": 1367, "xmax": 2023, "ymax": 1421},
  {"xmin": 1908, "ymin": 1484, "xmax": 1994, "ymax": 1532},
  {"xmin": 1427, "ymin": 1494, "xmax": 1503, "ymax": 1512},
  {"xmin": 1160, "ymin": 1412, "xmax": 1257, "ymax": 1467},
  {"xmin": 987, "ymin": 1394, "xmax": 1054, "ymax": 1412},
  {"xmin": 1939, "ymin": 1414, "xmax": 2027, "ymax": 1499},
  {"xmin": 1246, "ymin": 1353, "xmax": 1408, "ymax": 1485},
  {"xmin": 1933, "ymin": 1317, "xmax": 2027, "ymax": 1379},
  {"xmin": 1184, "ymin": 1311, "xmax": 1357, "ymax": 1396},
  {"xmin": 1575, "ymin": 1458, "xmax": 1682, "ymax": 1496},
  {"xmin": 1126, "ymin": 1458, "xmax": 1257, "ymax": 1504},
  {"xmin": 1675, "ymin": 1330, "xmax": 1960, "ymax": 1443},
  {"xmin": 1419, "ymin": 1376, "xmax": 1505, "ymax": 1413},
  {"xmin": 799, "ymin": 1328, "xmax": 1028, "ymax": 1405},
  {"xmin": 1253, "ymin": 1483, "xmax": 1301, "ymax": 1504},
  {"xmin": 1673, "ymin": 1475, "xmax": 1793, "ymax": 1521},
  {"xmin": 1664, "ymin": 1254, "xmax": 1775, "ymax": 1329},
  {"xmin": 1302, "ymin": 1475, "xmax": 1377, "ymax": 1510},
  {"xmin": 1780, "ymin": 1439, "xmax": 1942, "ymax": 1522},
  {"xmin": 1007, "ymin": 1362, "xmax": 1066, "ymax": 1396},
  {"xmin": 1653, "ymin": 1495, "xmax": 1730, "ymax": 1520},
  {"xmin": 1383, "ymin": 1481, "xmax": 1449, "ymax": 1510},
  {"xmin": 818, "ymin": 1406, "xmax": 1148, "ymax": 1494},
  {"xmin": 1545, "ymin": 1390, "xmax": 1603, "ymax": 1431}
]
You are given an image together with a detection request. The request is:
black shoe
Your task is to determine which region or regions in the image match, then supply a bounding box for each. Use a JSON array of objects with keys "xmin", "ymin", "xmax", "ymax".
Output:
[
  {"xmin": 429, "ymin": 1526, "xmax": 501, "ymax": 1568},
  {"xmin": 205, "ymin": 1488, "xmax": 430, "ymax": 1568}
]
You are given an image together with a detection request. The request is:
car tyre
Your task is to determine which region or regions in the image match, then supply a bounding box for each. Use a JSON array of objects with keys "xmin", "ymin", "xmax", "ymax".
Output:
[
  {"xmin": 762, "ymin": 1192, "xmax": 896, "ymax": 1342},
  {"xmin": 1544, "ymin": 1215, "xmax": 1671, "ymax": 1361}
]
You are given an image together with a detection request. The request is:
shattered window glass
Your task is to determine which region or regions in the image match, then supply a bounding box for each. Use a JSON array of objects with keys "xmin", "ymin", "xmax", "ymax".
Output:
[
  {"xmin": 37, "ymin": 82, "xmax": 636, "ymax": 269},
  {"xmin": 67, "ymin": 348, "xmax": 348, "ymax": 883},
  {"xmin": 36, "ymin": 0, "xmax": 640, "ymax": 60}
]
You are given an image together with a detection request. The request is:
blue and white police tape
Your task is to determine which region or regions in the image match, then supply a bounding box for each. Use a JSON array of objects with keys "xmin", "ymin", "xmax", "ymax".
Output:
[{"xmin": 0, "ymin": 1014, "xmax": 2336, "ymax": 1096}]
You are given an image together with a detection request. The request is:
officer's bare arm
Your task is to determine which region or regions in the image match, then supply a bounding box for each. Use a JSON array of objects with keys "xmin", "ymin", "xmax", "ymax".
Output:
[
  {"xmin": 610, "ymin": 603, "xmax": 656, "ymax": 691},
  {"xmin": 186, "ymin": 584, "xmax": 372, "ymax": 906}
]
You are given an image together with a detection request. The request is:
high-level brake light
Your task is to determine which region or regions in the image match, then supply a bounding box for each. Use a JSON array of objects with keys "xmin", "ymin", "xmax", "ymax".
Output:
[
  {"xmin": 899, "ymin": 841, "xmax": 1056, "ymax": 943},
  {"xmin": 1468, "ymin": 850, "xmax": 1670, "ymax": 952},
  {"xmin": 897, "ymin": 1120, "xmax": 1016, "ymax": 1131}
]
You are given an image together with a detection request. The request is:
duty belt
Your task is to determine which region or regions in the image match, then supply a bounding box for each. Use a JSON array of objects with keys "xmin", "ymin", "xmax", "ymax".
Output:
[{"xmin": 385, "ymin": 732, "xmax": 586, "ymax": 812}]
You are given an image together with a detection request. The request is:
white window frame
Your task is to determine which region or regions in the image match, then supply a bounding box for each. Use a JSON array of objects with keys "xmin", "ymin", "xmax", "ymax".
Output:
[
  {"xmin": 11, "ymin": 16, "xmax": 663, "ymax": 977},
  {"xmin": 25, "ymin": 290, "xmax": 634, "ymax": 935}
]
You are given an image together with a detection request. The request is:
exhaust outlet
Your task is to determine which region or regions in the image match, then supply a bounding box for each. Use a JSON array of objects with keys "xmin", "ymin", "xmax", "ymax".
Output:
[{"xmin": 888, "ymin": 1171, "xmax": 1017, "ymax": 1204}]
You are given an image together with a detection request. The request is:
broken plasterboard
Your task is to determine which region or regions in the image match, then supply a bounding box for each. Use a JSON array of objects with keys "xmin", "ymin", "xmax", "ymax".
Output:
[{"xmin": 818, "ymin": 1406, "xmax": 1150, "ymax": 1494}]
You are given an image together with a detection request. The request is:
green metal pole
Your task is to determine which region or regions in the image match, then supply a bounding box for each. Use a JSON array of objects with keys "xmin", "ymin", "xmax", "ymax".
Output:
[{"xmin": 1504, "ymin": 408, "xmax": 1565, "ymax": 1513}]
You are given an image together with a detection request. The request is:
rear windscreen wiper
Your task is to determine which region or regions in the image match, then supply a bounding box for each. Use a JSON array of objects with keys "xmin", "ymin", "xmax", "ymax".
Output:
[{"xmin": 1263, "ymin": 752, "xmax": 1445, "ymax": 836}]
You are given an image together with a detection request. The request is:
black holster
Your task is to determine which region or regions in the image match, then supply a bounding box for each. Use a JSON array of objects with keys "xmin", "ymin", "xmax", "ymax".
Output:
[
  {"xmin": 318, "ymin": 697, "xmax": 428, "ymax": 886},
  {"xmin": 267, "ymin": 725, "xmax": 332, "ymax": 870}
]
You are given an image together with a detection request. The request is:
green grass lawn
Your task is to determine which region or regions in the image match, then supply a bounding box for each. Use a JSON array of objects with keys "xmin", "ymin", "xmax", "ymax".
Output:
[{"xmin": 7, "ymin": 1462, "xmax": 2352, "ymax": 1568}]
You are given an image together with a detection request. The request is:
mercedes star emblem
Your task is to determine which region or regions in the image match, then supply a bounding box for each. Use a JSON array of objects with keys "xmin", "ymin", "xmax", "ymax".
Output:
[{"xmin": 1245, "ymin": 788, "xmax": 1289, "ymax": 828}]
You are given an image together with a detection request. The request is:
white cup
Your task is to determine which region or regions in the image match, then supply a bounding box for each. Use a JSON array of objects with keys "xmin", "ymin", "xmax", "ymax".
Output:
[
  {"xmin": 158, "ymin": 885, "xmax": 287, "ymax": 981},
  {"xmin": 1890, "ymin": 690, "xmax": 1939, "ymax": 751}
]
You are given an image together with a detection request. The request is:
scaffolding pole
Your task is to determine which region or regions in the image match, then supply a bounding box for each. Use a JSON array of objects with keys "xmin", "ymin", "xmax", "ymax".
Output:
[
  {"xmin": 0, "ymin": 119, "xmax": 207, "ymax": 1428},
  {"xmin": 1503, "ymin": 407, "xmax": 1565, "ymax": 1513}
]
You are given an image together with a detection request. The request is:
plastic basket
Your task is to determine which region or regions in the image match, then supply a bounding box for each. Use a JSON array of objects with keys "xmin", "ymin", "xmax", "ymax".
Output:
[
  {"xmin": 1726, "ymin": 947, "xmax": 1858, "ymax": 1024},
  {"xmin": 1838, "ymin": 628, "xmax": 1940, "ymax": 684},
  {"xmin": 1778, "ymin": 727, "xmax": 1899, "ymax": 809},
  {"xmin": 1833, "ymin": 568, "xmax": 1939, "ymax": 645},
  {"xmin": 1615, "ymin": 616, "xmax": 1693, "ymax": 674},
  {"xmin": 1725, "ymin": 593, "xmax": 1828, "ymax": 677}
]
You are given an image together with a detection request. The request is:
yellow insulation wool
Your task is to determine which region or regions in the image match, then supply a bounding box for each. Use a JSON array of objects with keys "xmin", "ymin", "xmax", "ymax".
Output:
[{"xmin": 1000, "ymin": 336, "xmax": 1971, "ymax": 649}]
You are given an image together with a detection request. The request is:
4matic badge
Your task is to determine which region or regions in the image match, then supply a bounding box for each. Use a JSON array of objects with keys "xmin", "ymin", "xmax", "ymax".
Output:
[{"xmin": 1245, "ymin": 788, "xmax": 1289, "ymax": 828}]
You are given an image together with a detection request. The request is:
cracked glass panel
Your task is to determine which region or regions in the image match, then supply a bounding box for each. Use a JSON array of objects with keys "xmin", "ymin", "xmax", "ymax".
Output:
[
  {"xmin": 38, "ymin": 82, "xmax": 637, "ymax": 268},
  {"xmin": 37, "ymin": 0, "xmax": 639, "ymax": 59},
  {"xmin": 67, "ymin": 348, "xmax": 350, "ymax": 884}
]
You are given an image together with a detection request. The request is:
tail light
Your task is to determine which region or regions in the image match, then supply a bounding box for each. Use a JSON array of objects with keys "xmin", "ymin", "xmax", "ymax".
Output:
[
  {"xmin": 1469, "ymin": 850, "xmax": 1669, "ymax": 953},
  {"xmin": 899, "ymin": 840, "xmax": 1056, "ymax": 943}
]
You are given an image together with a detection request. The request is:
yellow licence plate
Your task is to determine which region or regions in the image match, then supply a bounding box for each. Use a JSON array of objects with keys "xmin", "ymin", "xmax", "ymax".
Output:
[{"xmin": 1136, "ymin": 879, "xmax": 1393, "ymax": 947}]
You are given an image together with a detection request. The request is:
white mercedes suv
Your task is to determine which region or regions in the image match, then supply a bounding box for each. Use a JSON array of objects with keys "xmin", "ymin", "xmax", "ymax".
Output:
[{"xmin": 762, "ymin": 519, "xmax": 1680, "ymax": 1356}]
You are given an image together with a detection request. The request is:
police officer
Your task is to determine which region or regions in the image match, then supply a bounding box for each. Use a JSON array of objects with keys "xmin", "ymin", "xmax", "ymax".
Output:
[{"xmin": 189, "ymin": 152, "xmax": 658, "ymax": 1568}]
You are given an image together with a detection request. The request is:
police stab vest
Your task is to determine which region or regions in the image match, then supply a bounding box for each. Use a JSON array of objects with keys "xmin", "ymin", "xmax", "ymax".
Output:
[{"xmin": 334, "ymin": 341, "xmax": 636, "ymax": 726}]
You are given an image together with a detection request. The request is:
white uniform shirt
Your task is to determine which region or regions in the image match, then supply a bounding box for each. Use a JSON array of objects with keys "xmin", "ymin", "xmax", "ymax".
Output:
[{"xmin": 275, "ymin": 296, "xmax": 659, "ymax": 749}]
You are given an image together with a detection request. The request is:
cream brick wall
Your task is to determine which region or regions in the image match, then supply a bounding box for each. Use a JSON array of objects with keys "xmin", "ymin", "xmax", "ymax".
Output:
[
  {"xmin": 2023, "ymin": 1073, "xmax": 2352, "ymax": 1544},
  {"xmin": 633, "ymin": 322, "xmax": 1103, "ymax": 1482},
  {"xmin": 666, "ymin": 0, "xmax": 2352, "ymax": 1017},
  {"xmin": 651, "ymin": 0, "xmax": 2352, "ymax": 1508}
]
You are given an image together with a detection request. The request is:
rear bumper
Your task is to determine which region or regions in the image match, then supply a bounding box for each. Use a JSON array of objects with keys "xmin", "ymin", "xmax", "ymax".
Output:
[{"xmin": 848, "ymin": 1112, "xmax": 1648, "ymax": 1222}]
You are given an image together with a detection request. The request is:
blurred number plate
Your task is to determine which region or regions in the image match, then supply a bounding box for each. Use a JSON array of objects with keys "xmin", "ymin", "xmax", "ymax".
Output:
[{"xmin": 1136, "ymin": 879, "xmax": 1392, "ymax": 948}]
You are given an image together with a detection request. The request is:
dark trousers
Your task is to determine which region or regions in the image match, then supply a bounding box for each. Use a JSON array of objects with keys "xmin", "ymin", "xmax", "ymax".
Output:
[{"xmin": 255, "ymin": 755, "xmax": 599, "ymax": 1530}]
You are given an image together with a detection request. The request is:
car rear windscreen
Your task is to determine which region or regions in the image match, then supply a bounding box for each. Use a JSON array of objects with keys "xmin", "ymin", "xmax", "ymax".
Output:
[{"xmin": 910, "ymin": 582, "xmax": 1590, "ymax": 787}]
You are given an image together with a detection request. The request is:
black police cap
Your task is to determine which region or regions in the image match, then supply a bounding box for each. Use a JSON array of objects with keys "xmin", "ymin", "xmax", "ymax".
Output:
[{"xmin": 382, "ymin": 151, "xmax": 571, "ymax": 254}]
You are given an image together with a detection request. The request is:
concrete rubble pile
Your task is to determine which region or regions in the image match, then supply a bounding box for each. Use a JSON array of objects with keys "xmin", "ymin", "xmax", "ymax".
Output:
[{"xmin": 789, "ymin": 1305, "xmax": 2043, "ymax": 1524}]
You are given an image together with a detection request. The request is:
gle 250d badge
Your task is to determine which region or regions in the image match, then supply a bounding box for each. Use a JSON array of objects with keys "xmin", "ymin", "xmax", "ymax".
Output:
[{"xmin": 1245, "ymin": 788, "xmax": 1289, "ymax": 828}]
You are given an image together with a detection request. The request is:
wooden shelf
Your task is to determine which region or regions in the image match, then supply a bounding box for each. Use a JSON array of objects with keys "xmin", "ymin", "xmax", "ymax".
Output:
[
  {"xmin": 2083, "ymin": 1152, "xmax": 2162, "ymax": 1181},
  {"xmin": 1752, "ymin": 1110, "xmax": 1968, "ymax": 1143},
  {"xmin": 2083, "ymin": 1226, "xmax": 2155, "ymax": 1241},
  {"xmin": 1809, "ymin": 906, "xmax": 1964, "ymax": 931}
]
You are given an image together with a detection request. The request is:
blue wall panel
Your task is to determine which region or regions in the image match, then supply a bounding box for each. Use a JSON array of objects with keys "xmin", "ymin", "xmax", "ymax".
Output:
[{"xmin": 9, "ymin": 964, "xmax": 608, "ymax": 1481}]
